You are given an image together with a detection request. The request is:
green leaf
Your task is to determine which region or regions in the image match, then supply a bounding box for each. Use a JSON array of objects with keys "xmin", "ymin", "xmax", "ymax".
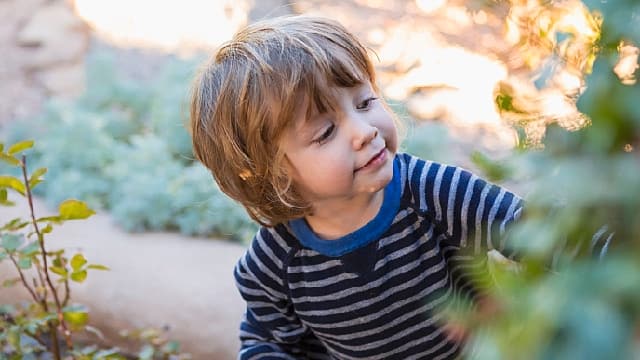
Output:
[
  {"xmin": 41, "ymin": 223, "xmax": 53, "ymax": 234},
  {"xmin": 0, "ymin": 153, "xmax": 21, "ymax": 166},
  {"xmin": 36, "ymin": 215, "xmax": 61, "ymax": 223},
  {"xmin": 59, "ymin": 200, "xmax": 95, "ymax": 220},
  {"xmin": 1, "ymin": 218, "xmax": 29, "ymax": 231},
  {"xmin": 0, "ymin": 176, "xmax": 26, "ymax": 196},
  {"xmin": 70, "ymin": 253, "xmax": 87, "ymax": 271},
  {"xmin": 87, "ymin": 264, "xmax": 110, "ymax": 271},
  {"xmin": 7, "ymin": 325, "xmax": 20, "ymax": 350},
  {"xmin": 20, "ymin": 241, "xmax": 40, "ymax": 256},
  {"xmin": 0, "ymin": 188, "xmax": 7, "ymax": 202},
  {"xmin": 63, "ymin": 305, "xmax": 89, "ymax": 330},
  {"xmin": 28, "ymin": 167, "xmax": 47, "ymax": 189},
  {"xmin": 28, "ymin": 167, "xmax": 47, "ymax": 180},
  {"xmin": 0, "ymin": 198, "xmax": 14, "ymax": 206},
  {"xmin": 0, "ymin": 304, "xmax": 16, "ymax": 313},
  {"xmin": 0, "ymin": 250, "xmax": 7, "ymax": 261},
  {"xmin": 138, "ymin": 344, "xmax": 155, "ymax": 360},
  {"xmin": 161, "ymin": 340, "xmax": 180, "ymax": 353},
  {"xmin": 2, "ymin": 278, "xmax": 20, "ymax": 287},
  {"xmin": 7, "ymin": 140, "xmax": 34, "ymax": 155},
  {"xmin": 49, "ymin": 266, "xmax": 68, "ymax": 277},
  {"xmin": 71, "ymin": 270, "xmax": 87, "ymax": 283},
  {"xmin": 28, "ymin": 178, "xmax": 43, "ymax": 189},
  {"xmin": 52, "ymin": 255, "xmax": 65, "ymax": 267},
  {"xmin": 470, "ymin": 151, "xmax": 511, "ymax": 182},
  {"xmin": 1, "ymin": 234, "xmax": 23, "ymax": 252},
  {"xmin": 93, "ymin": 348, "xmax": 122, "ymax": 358},
  {"xmin": 17, "ymin": 256, "xmax": 32, "ymax": 269}
]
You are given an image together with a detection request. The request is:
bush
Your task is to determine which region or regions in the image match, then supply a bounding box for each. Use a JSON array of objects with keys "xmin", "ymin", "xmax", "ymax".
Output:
[
  {"xmin": 5, "ymin": 52, "xmax": 256, "ymax": 242},
  {"xmin": 460, "ymin": 0, "xmax": 640, "ymax": 358}
]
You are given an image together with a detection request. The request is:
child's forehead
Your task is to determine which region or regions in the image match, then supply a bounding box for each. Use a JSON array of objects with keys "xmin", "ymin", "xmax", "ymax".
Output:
[{"xmin": 290, "ymin": 82, "xmax": 374, "ymax": 126}]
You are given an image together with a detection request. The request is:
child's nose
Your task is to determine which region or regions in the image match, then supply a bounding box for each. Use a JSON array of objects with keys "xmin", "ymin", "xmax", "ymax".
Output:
[{"xmin": 351, "ymin": 118, "xmax": 378, "ymax": 150}]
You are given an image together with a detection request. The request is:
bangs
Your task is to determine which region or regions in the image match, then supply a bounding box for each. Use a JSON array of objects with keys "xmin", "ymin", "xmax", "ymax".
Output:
[
  {"xmin": 265, "ymin": 21, "xmax": 376, "ymax": 127},
  {"xmin": 303, "ymin": 49, "xmax": 371, "ymax": 117}
]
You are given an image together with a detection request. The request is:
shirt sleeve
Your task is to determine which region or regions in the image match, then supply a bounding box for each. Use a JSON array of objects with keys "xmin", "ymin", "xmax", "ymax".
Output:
[
  {"xmin": 406, "ymin": 156, "xmax": 524, "ymax": 257},
  {"xmin": 234, "ymin": 228, "xmax": 329, "ymax": 359}
]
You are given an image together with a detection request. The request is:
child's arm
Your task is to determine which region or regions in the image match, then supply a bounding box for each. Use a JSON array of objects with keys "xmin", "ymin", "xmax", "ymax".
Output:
[
  {"xmin": 407, "ymin": 157, "xmax": 523, "ymax": 256},
  {"xmin": 234, "ymin": 229, "xmax": 329, "ymax": 359}
]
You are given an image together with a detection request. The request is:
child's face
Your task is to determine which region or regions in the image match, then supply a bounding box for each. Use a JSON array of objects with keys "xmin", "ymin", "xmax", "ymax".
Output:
[{"xmin": 281, "ymin": 81, "xmax": 398, "ymax": 207}]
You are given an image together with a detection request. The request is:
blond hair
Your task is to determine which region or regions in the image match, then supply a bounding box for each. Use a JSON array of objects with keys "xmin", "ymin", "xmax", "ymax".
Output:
[{"xmin": 190, "ymin": 15, "xmax": 378, "ymax": 226}]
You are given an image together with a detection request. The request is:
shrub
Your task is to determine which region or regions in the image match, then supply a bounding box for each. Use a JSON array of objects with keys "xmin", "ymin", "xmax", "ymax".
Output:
[
  {"xmin": 0, "ymin": 140, "xmax": 191, "ymax": 359},
  {"xmin": 5, "ymin": 52, "xmax": 256, "ymax": 242},
  {"xmin": 459, "ymin": 0, "xmax": 640, "ymax": 358}
]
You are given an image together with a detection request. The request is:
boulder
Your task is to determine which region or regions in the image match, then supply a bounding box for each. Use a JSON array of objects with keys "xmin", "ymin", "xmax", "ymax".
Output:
[{"xmin": 16, "ymin": 1, "xmax": 89, "ymax": 70}]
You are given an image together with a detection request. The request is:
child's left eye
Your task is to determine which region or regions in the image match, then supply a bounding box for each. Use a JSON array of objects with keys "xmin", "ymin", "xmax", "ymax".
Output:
[{"xmin": 356, "ymin": 97, "xmax": 378, "ymax": 110}]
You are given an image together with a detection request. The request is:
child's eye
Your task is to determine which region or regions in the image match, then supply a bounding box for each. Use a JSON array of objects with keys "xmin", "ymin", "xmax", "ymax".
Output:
[
  {"xmin": 313, "ymin": 124, "xmax": 335, "ymax": 144},
  {"xmin": 356, "ymin": 97, "xmax": 378, "ymax": 110}
]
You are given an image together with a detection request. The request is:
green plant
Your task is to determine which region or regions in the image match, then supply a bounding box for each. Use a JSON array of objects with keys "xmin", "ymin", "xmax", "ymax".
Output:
[
  {"xmin": 458, "ymin": 0, "xmax": 640, "ymax": 358},
  {"xmin": 0, "ymin": 140, "xmax": 191, "ymax": 359},
  {"xmin": 1, "ymin": 140, "xmax": 103, "ymax": 359}
]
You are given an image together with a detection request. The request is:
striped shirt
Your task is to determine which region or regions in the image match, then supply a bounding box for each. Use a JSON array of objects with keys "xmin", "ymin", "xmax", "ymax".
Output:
[{"xmin": 234, "ymin": 153, "xmax": 524, "ymax": 359}]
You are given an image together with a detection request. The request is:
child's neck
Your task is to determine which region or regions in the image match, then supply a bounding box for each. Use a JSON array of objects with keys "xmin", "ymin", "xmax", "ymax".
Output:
[{"xmin": 304, "ymin": 190, "xmax": 384, "ymax": 240}]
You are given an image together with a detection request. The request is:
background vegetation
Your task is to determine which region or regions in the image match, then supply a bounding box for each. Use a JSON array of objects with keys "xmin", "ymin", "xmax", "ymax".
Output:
[
  {"xmin": 3, "ymin": 52, "xmax": 256, "ymax": 242},
  {"xmin": 463, "ymin": 0, "xmax": 640, "ymax": 358},
  {"xmin": 1, "ymin": 0, "xmax": 638, "ymax": 358}
]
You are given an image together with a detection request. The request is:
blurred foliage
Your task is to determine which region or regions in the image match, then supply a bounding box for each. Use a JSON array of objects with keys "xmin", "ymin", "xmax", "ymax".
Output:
[
  {"xmin": 492, "ymin": 0, "xmax": 600, "ymax": 147},
  {"xmin": 461, "ymin": 0, "xmax": 640, "ymax": 358},
  {"xmin": 2, "ymin": 52, "xmax": 256, "ymax": 242},
  {"xmin": 0, "ymin": 140, "xmax": 191, "ymax": 359}
]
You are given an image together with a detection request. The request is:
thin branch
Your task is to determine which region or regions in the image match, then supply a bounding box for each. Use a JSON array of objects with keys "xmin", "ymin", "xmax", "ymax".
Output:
[
  {"xmin": 21, "ymin": 155, "xmax": 73, "ymax": 355},
  {"xmin": 25, "ymin": 329, "xmax": 49, "ymax": 348},
  {"xmin": 1, "ymin": 312, "xmax": 48, "ymax": 348},
  {"xmin": 32, "ymin": 258, "xmax": 49, "ymax": 302},
  {"xmin": 62, "ymin": 276, "xmax": 71, "ymax": 307},
  {"xmin": 8, "ymin": 254, "xmax": 40, "ymax": 304}
]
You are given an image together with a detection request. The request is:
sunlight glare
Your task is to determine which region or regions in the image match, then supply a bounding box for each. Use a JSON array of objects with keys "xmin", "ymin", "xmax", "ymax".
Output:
[
  {"xmin": 416, "ymin": 0, "xmax": 448, "ymax": 14},
  {"xmin": 72, "ymin": 0, "xmax": 248, "ymax": 52},
  {"xmin": 614, "ymin": 44, "xmax": 639, "ymax": 85},
  {"xmin": 555, "ymin": 2, "xmax": 599, "ymax": 40}
]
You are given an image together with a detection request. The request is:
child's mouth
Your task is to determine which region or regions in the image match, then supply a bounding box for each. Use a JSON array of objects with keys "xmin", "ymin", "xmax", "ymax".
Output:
[{"xmin": 356, "ymin": 148, "xmax": 386, "ymax": 172}]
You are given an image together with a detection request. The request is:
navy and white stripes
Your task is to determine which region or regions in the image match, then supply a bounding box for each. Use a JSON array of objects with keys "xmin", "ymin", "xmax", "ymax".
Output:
[{"xmin": 234, "ymin": 153, "xmax": 524, "ymax": 359}]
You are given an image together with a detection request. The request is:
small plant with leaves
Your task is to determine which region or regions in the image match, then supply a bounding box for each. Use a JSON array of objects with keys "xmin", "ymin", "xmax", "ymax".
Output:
[
  {"xmin": 1, "ymin": 139, "xmax": 105, "ymax": 359},
  {"xmin": 1, "ymin": 140, "xmax": 192, "ymax": 359}
]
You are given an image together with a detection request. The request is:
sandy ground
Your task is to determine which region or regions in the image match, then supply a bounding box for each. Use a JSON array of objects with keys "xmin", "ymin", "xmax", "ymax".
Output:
[{"xmin": 0, "ymin": 195, "xmax": 246, "ymax": 359}]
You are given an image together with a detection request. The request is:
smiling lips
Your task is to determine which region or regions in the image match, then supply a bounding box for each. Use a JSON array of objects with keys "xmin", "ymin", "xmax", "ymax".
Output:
[{"xmin": 355, "ymin": 148, "xmax": 386, "ymax": 172}]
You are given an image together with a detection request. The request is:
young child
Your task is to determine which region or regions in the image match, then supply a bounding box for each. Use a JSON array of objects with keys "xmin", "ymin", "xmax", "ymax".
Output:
[{"xmin": 190, "ymin": 15, "xmax": 523, "ymax": 359}]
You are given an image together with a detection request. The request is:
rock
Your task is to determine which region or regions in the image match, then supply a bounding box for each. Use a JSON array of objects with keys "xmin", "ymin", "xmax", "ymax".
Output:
[
  {"xmin": 0, "ymin": 196, "xmax": 246, "ymax": 359},
  {"xmin": 35, "ymin": 62, "xmax": 85, "ymax": 97},
  {"xmin": 17, "ymin": 1, "xmax": 88, "ymax": 69}
]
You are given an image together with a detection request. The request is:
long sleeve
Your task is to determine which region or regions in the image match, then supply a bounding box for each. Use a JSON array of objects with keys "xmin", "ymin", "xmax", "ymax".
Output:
[
  {"xmin": 234, "ymin": 228, "xmax": 329, "ymax": 359},
  {"xmin": 404, "ymin": 155, "xmax": 524, "ymax": 256}
]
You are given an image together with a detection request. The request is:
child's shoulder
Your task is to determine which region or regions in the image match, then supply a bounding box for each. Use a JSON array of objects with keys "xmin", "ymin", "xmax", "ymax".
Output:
[
  {"xmin": 246, "ymin": 224, "xmax": 301, "ymax": 257},
  {"xmin": 395, "ymin": 152, "xmax": 474, "ymax": 185}
]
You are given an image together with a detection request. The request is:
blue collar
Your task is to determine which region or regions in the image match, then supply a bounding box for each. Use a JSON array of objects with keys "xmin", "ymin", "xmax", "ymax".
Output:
[{"xmin": 289, "ymin": 155, "xmax": 401, "ymax": 257}]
